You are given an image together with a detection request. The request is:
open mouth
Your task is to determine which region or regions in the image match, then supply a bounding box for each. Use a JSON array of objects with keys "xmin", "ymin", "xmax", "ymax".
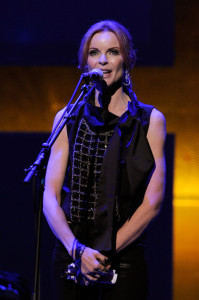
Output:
[{"xmin": 102, "ymin": 70, "xmax": 112, "ymax": 75}]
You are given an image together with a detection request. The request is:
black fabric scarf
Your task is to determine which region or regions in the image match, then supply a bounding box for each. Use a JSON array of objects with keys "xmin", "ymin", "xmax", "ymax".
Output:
[{"xmin": 92, "ymin": 103, "xmax": 155, "ymax": 252}]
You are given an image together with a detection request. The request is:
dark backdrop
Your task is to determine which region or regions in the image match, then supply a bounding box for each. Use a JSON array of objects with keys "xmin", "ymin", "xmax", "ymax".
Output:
[
  {"xmin": 0, "ymin": 132, "xmax": 174, "ymax": 299},
  {"xmin": 0, "ymin": 0, "xmax": 174, "ymax": 66}
]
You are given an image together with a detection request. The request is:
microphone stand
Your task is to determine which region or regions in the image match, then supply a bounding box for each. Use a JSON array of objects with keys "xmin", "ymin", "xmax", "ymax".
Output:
[{"xmin": 24, "ymin": 75, "xmax": 94, "ymax": 300}]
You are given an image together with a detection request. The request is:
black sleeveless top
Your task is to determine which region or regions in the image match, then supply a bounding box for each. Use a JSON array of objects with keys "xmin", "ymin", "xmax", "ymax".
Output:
[{"xmin": 61, "ymin": 87, "xmax": 155, "ymax": 253}]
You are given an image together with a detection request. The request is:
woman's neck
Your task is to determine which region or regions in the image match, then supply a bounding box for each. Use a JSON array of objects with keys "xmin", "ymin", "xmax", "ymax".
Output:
[{"xmin": 95, "ymin": 86, "xmax": 130, "ymax": 117}]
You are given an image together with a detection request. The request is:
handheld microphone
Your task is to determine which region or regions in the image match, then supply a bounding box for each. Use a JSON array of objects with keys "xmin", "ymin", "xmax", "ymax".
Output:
[{"xmin": 82, "ymin": 69, "xmax": 103, "ymax": 82}]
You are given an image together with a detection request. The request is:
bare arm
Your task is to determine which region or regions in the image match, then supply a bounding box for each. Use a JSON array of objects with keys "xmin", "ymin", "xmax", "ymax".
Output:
[
  {"xmin": 116, "ymin": 108, "xmax": 166, "ymax": 252},
  {"xmin": 43, "ymin": 109, "xmax": 75, "ymax": 255}
]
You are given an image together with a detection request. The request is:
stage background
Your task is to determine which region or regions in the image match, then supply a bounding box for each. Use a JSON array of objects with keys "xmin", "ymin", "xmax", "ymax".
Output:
[
  {"xmin": 0, "ymin": 0, "xmax": 174, "ymax": 66},
  {"xmin": 0, "ymin": 0, "xmax": 199, "ymax": 299}
]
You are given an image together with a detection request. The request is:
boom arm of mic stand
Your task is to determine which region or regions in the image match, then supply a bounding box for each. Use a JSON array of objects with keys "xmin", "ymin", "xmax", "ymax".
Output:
[{"xmin": 24, "ymin": 76, "xmax": 93, "ymax": 184}]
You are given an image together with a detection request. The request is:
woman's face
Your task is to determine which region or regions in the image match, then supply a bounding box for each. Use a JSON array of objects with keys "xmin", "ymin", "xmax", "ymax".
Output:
[{"xmin": 87, "ymin": 31, "xmax": 124, "ymax": 86}]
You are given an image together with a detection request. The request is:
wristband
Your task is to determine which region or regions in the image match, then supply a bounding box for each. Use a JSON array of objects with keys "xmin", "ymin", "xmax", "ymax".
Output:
[
  {"xmin": 75, "ymin": 240, "xmax": 86, "ymax": 260},
  {"xmin": 71, "ymin": 238, "xmax": 77, "ymax": 260}
]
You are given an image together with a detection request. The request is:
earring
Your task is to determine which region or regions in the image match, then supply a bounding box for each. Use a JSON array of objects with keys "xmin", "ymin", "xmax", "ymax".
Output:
[
  {"xmin": 123, "ymin": 69, "xmax": 131, "ymax": 87},
  {"xmin": 84, "ymin": 65, "xmax": 89, "ymax": 72}
]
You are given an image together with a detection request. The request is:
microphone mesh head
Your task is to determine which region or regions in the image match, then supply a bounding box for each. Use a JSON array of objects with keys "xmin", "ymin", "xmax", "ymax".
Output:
[
  {"xmin": 91, "ymin": 69, "xmax": 103, "ymax": 80},
  {"xmin": 82, "ymin": 68, "xmax": 103, "ymax": 81}
]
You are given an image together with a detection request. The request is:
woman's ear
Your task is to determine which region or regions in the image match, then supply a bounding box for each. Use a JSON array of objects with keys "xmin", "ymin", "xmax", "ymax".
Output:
[{"xmin": 84, "ymin": 65, "xmax": 89, "ymax": 72}]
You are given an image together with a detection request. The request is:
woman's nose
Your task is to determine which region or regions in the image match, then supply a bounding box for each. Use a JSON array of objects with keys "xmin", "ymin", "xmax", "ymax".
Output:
[{"xmin": 99, "ymin": 53, "xmax": 108, "ymax": 65}]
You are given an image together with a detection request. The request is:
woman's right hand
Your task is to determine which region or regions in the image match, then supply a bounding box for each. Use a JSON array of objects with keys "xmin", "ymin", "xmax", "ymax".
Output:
[{"xmin": 80, "ymin": 247, "xmax": 110, "ymax": 283}]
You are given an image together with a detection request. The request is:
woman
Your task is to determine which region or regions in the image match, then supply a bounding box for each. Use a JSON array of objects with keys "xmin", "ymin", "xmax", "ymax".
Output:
[{"xmin": 43, "ymin": 20, "xmax": 166, "ymax": 300}]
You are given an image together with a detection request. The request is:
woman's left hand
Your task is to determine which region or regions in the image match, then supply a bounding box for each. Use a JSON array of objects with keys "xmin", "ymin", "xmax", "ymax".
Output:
[{"xmin": 80, "ymin": 247, "xmax": 110, "ymax": 284}]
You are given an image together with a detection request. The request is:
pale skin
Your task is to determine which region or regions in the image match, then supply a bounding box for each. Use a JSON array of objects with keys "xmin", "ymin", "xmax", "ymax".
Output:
[{"xmin": 43, "ymin": 31, "xmax": 166, "ymax": 283}]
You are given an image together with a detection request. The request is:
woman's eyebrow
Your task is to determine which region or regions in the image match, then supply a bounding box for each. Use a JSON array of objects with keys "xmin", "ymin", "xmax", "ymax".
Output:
[{"xmin": 88, "ymin": 46, "xmax": 120, "ymax": 50}]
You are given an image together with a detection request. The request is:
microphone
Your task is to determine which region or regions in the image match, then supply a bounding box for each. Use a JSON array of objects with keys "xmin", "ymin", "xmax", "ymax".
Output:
[{"xmin": 82, "ymin": 69, "xmax": 103, "ymax": 82}]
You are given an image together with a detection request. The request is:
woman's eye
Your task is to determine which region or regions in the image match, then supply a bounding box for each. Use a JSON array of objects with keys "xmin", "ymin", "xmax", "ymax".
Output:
[
  {"xmin": 109, "ymin": 49, "xmax": 119, "ymax": 55},
  {"xmin": 89, "ymin": 50, "xmax": 99, "ymax": 56}
]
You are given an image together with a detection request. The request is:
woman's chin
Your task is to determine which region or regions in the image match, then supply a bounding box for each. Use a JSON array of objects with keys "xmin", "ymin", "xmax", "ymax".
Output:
[
  {"xmin": 95, "ymin": 78, "xmax": 123, "ymax": 95},
  {"xmin": 106, "ymin": 79, "xmax": 123, "ymax": 91}
]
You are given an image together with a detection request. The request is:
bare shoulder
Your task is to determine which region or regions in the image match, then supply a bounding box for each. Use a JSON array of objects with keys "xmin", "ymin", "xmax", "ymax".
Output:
[
  {"xmin": 148, "ymin": 108, "xmax": 166, "ymax": 137},
  {"xmin": 53, "ymin": 107, "xmax": 67, "ymax": 129},
  {"xmin": 51, "ymin": 107, "xmax": 69, "ymax": 150},
  {"xmin": 150, "ymin": 108, "xmax": 166, "ymax": 128},
  {"xmin": 147, "ymin": 108, "xmax": 166, "ymax": 156}
]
